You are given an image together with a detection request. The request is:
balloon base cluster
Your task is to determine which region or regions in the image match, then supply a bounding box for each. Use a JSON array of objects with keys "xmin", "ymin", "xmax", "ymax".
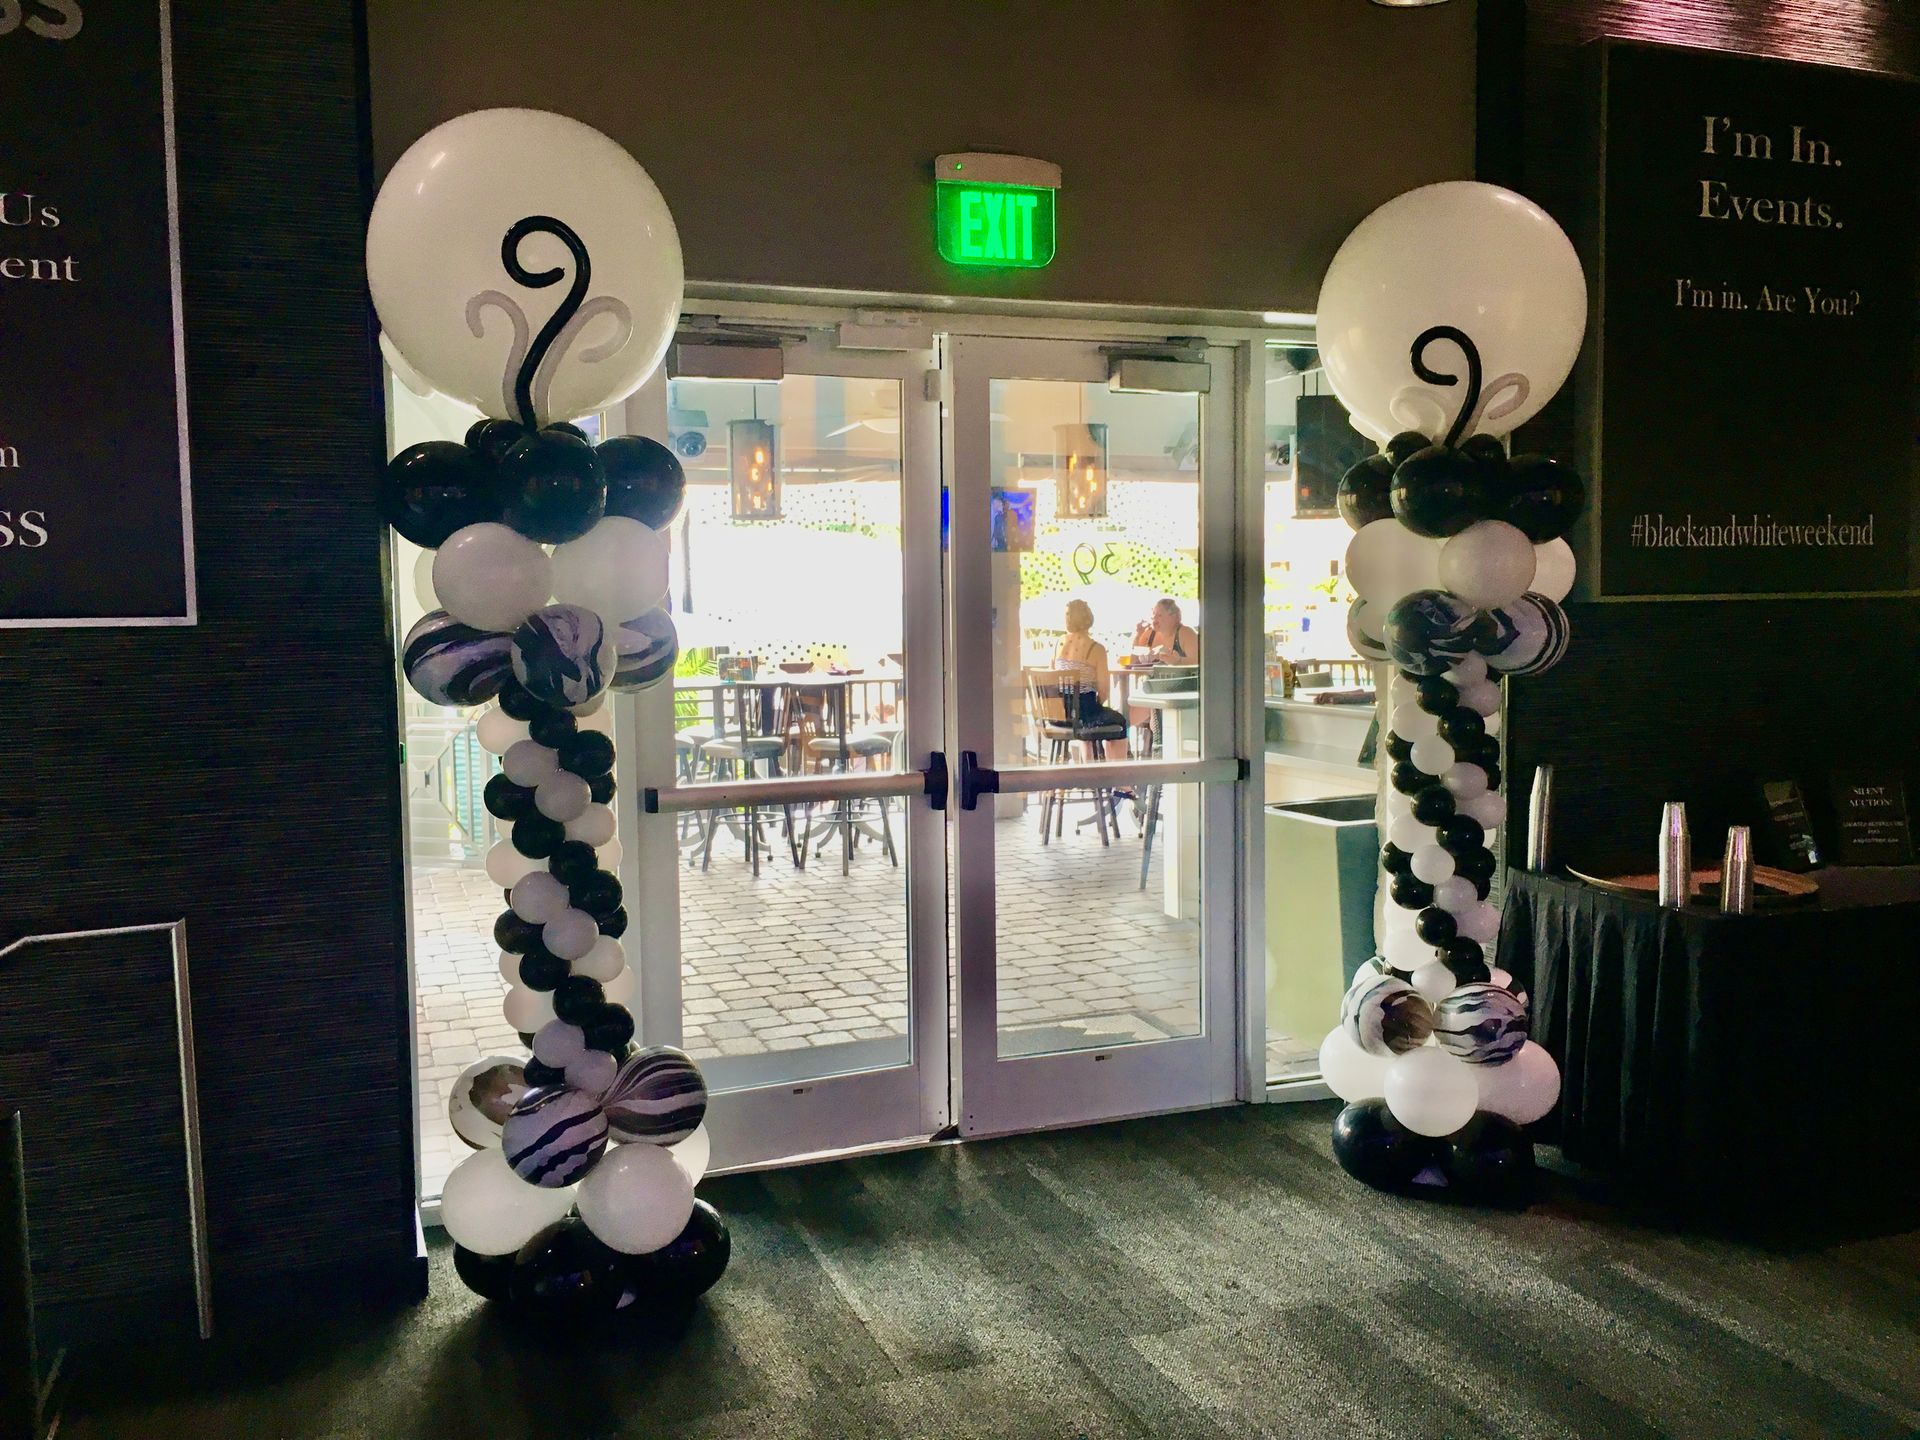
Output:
[{"xmin": 1331, "ymin": 1100, "xmax": 1535, "ymax": 1207}]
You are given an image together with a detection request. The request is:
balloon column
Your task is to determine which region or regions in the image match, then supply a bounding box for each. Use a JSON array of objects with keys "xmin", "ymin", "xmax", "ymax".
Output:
[
  {"xmin": 369, "ymin": 110, "xmax": 729, "ymax": 1316},
  {"xmin": 1313, "ymin": 182, "xmax": 1587, "ymax": 1203}
]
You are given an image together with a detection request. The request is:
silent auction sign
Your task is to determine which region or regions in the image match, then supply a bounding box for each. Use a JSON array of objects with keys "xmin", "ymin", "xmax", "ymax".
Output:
[
  {"xmin": 1588, "ymin": 43, "xmax": 1919, "ymax": 599},
  {"xmin": 2, "ymin": 0, "xmax": 195, "ymax": 626}
]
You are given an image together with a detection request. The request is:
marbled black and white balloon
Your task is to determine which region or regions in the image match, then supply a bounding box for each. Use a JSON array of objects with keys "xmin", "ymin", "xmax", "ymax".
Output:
[
  {"xmin": 600, "ymin": 1045, "xmax": 707, "ymax": 1144},
  {"xmin": 1345, "ymin": 600, "xmax": 1391, "ymax": 665},
  {"xmin": 1382, "ymin": 589, "xmax": 1491, "ymax": 676},
  {"xmin": 511, "ymin": 603, "xmax": 618, "ymax": 707},
  {"xmin": 1341, "ymin": 972, "xmax": 1435, "ymax": 1057},
  {"xmin": 501, "ymin": 1083, "xmax": 609, "ymax": 1186},
  {"xmin": 1433, "ymin": 982, "xmax": 1529, "ymax": 1064},
  {"xmin": 447, "ymin": 1054, "xmax": 527, "ymax": 1149},
  {"xmin": 403, "ymin": 610, "xmax": 512, "ymax": 707},
  {"xmin": 612, "ymin": 607, "xmax": 678, "ymax": 692},
  {"xmin": 1480, "ymin": 593, "xmax": 1570, "ymax": 677}
]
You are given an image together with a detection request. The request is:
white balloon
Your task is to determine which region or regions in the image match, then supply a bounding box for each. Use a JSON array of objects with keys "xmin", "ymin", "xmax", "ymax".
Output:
[
  {"xmin": 574, "ymin": 935, "xmax": 627, "ymax": 982},
  {"xmin": 532, "ymin": 1020, "xmax": 588, "ymax": 1069},
  {"xmin": 1390, "ymin": 702, "xmax": 1439, "ymax": 741},
  {"xmin": 367, "ymin": 109, "xmax": 683, "ymax": 422},
  {"xmin": 1345, "ymin": 520, "xmax": 1442, "ymax": 607},
  {"xmin": 476, "ymin": 706, "xmax": 528, "ymax": 755},
  {"xmin": 1410, "ymin": 735, "xmax": 1455, "ymax": 775},
  {"xmin": 1457, "ymin": 902, "xmax": 1502, "ymax": 944},
  {"xmin": 1476, "ymin": 1040, "xmax": 1560, "ymax": 1125},
  {"xmin": 503, "ymin": 984, "xmax": 555, "ymax": 1033},
  {"xmin": 1441, "ymin": 762, "xmax": 1488, "ymax": 800},
  {"xmin": 544, "ymin": 907, "xmax": 599, "ymax": 961},
  {"xmin": 1445, "ymin": 652, "xmax": 1489, "ymax": 686},
  {"xmin": 511, "ymin": 871, "xmax": 569, "ymax": 924},
  {"xmin": 1317, "ymin": 1027, "xmax": 1391, "ymax": 1102},
  {"xmin": 1384, "ymin": 1046, "xmax": 1480, "ymax": 1137},
  {"xmin": 1383, "ymin": 788, "xmax": 1414, "ymax": 821},
  {"xmin": 1410, "ymin": 843, "xmax": 1455, "ymax": 884},
  {"xmin": 601, "ymin": 965, "xmax": 637, "ymax": 1007},
  {"xmin": 502, "ymin": 739, "xmax": 561, "ymax": 787},
  {"xmin": 1433, "ymin": 876, "xmax": 1478, "ymax": 913},
  {"xmin": 1410, "ymin": 961, "xmax": 1457, "ymax": 1004},
  {"xmin": 1382, "ymin": 928, "xmax": 1432, "ymax": 972},
  {"xmin": 566, "ymin": 804, "xmax": 617, "ymax": 847},
  {"xmin": 566, "ymin": 1049, "xmax": 619, "ymax": 1098},
  {"xmin": 484, "ymin": 840, "xmax": 540, "ymax": 888},
  {"xmin": 1439, "ymin": 521, "xmax": 1537, "ymax": 610},
  {"xmin": 551, "ymin": 517, "xmax": 670, "ymax": 627},
  {"xmin": 434, "ymin": 523, "xmax": 552, "ymax": 633},
  {"xmin": 1462, "ymin": 791, "xmax": 1507, "ymax": 829},
  {"xmin": 439, "ymin": 1147, "xmax": 575, "ymax": 1255},
  {"xmin": 577, "ymin": 1143, "xmax": 695, "ymax": 1254},
  {"xmin": 380, "ymin": 330, "xmax": 439, "ymax": 399},
  {"xmin": 668, "ymin": 1124, "xmax": 712, "ymax": 1185},
  {"xmin": 1489, "ymin": 966, "xmax": 1514, "ymax": 990},
  {"xmin": 1532, "ymin": 538, "xmax": 1577, "ymax": 602},
  {"xmin": 1388, "ymin": 813, "xmax": 1433, "ymax": 853},
  {"xmin": 498, "ymin": 949, "xmax": 523, "ymax": 985},
  {"xmin": 535, "ymin": 772, "xmax": 592, "ymax": 823},
  {"xmin": 1457, "ymin": 680, "xmax": 1502, "ymax": 718},
  {"xmin": 1484, "ymin": 709, "xmax": 1503, "ymax": 737},
  {"xmin": 597, "ymin": 837, "xmax": 624, "ymax": 872},
  {"xmin": 1319, "ymin": 181, "xmax": 1587, "ymax": 442},
  {"xmin": 410, "ymin": 545, "xmax": 440, "ymax": 612}
]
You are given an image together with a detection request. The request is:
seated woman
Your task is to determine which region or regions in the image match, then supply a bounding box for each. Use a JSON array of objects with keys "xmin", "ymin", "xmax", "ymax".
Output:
[
  {"xmin": 1054, "ymin": 599, "xmax": 1128, "ymax": 735},
  {"xmin": 1132, "ymin": 597, "xmax": 1199, "ymax": 665}
]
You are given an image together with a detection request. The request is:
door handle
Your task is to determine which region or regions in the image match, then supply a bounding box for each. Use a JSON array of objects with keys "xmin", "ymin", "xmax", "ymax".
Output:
[
  {"xmin": 925, "ymin": 749, "xmax": 950, "ymax": 811},
  {"xmin": 956, "ymin": 750, "xmax": 999, "ymax": 811}
]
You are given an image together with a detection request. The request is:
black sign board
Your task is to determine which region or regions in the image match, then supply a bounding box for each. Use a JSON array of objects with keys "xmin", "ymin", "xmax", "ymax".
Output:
[
  {"xmin": 1757, "ymin": 778, "xmax": 1821, "ymax": 871},
  {"xmin": 2, "ymin": 2, "xmax": 195, "ymax": 626},
  {"xmin": 1830, "ymin": 772, "xmax": 1912, "ymax": 866},
  {"xmin": 1292, "ymin": 393, "xmax": 1369, "ymax": 520},
  {"xmin": 1582, "ymin": 42, "xmax": 1919, "ymax": 599}
]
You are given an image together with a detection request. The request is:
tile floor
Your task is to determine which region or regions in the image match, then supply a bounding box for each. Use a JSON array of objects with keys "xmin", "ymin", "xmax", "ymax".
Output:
[{"xmin": 413, "ymin": 795, "xmax": 1317, "ymax": 1196}]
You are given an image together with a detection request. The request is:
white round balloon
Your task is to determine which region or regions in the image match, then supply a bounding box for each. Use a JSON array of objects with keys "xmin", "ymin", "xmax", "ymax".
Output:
[
  {"xmin": 433, "ymin": 523, "xmax": 552, "ymax": 634},
  {"xmin": 502, "ymin": 739, "xmax": 561, "ymax": 788},
  {"xmin": 476, "ymin": 706, "xmax": 528, "ymax": 755},
  {"xmin": 1318, "ymin": 181, "xmax": 1587, "ymax": 442},
  {"xmin": 543, "ymin": 908, "xmax": 600, "ymax": 961},
  {"xmin": 1383, "ymin": 1046, "xmax": 1479, "ymax": 1137},
  {"xmin": 1345, "ymin": 520, "xmax": 1442, "ymax": 607},
  {"xmin": 511, "ymin": 871, "xmax": 570, "ymax": 925},
  {"xmin": 410, "ymin": 545, "xmax": 440, "ymax": 612},
  {"xmin": 1318, "ymin": 1027, "xmax": 1390, "ymax": 1102},
  {"xmin": 1410, "ymin": 844, "xmax": 1455, "ymax": 884},
  {"xmin": 550, "ymin": 517, "xmax": 670, "ymax": 626},
  {"xmin": 367, "ymin": 109, "xmax": 683, "ymax": 422},
  {"xmin": 1439, "ymin": 521, "xmax": 1537, "ymax": 610},
  {"xmin": 1409, "ymin": 961, "xmax": 1456, "ymax": 1003},
  {"xmin": 669, "ymin": 1124, "xmax": 712, "ymax": 1185},
  {"xmin": 577, "ymin": 1142, "xmax": 695, "ymax": 1254},
  {"xmin": 484, "ymin": 840, "xmax": 540, "ymax": 888},
  {"xmin": 535, "ymin": 772, "xmax": 592, "ymax": 823},
  {"xmin": 566, "ymin": 804, "xmax": 617, "ymax": 848},
  {"xmin": 439, "ymin": 1146, "xmax": 575, "ymax": 1255},
  {"xmin": 502, "ymin": 984, "xmax": 555, "ymax": 1033},
  {"xmin": 1532, "ymin": 538, "xmax": 1577, "ymax": 603},
  {"xmin": 1410, "ymin": 735, "xmax": 1455, "ymax": 776},
  {"xmin": 1476, "ymin": 1040, "xmax": 1561, "ymax": 1125},
  {"xmin": 574, "ymin": 935, "xmax": 626, "ymax": 982}
]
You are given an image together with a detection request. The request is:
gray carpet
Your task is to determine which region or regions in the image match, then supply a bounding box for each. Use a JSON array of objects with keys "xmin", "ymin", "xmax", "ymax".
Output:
[{"xmin": 61, "ymin": 1101, "xmax": 1920, "ymax": 1439}]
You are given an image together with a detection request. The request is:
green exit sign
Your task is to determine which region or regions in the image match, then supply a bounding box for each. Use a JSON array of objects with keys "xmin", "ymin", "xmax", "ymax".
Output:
[{"xmin": 936, "ymin": 181, "xmax": 1056, "ymax": 268}]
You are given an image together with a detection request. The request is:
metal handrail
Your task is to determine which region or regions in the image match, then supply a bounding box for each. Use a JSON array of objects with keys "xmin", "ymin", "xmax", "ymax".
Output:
[
  {"xmin": 982, "ymin": 756, "xmax": 1239, "ymax": 796},
  {"xmin": 646, "ymin": 768, "xmax": 930, "ymax": 813}
]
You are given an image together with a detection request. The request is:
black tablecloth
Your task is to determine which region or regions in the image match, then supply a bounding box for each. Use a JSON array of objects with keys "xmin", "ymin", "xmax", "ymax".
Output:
[{"xmin": 1497, "ymin": 868, "xmax": 1920, "ymax": 1217}]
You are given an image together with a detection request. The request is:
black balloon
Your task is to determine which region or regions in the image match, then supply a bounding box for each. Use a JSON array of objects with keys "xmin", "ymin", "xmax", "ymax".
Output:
[
  {"xmin": 1411, "ymin": 786, "xmax": 1456, "ymax": 825},
  {"xmin": 1459, "ymin": 734, "xmax": 1501, "ymax": 770},
  {"xmin": 1380, "ymin": 844, "xmax": 1414, "ymax": 877},
  {"xmin": 548, "ymin": 421, "xmax": 592, "ymax": 443},
  {"xmin": 588, "ymin": 772, "xmax": 617, "ymax": 805},
  {"xmin": 1384, "ymin": 732, "xmax": 1413, "ymax": 764},
  {"xmin": 1336, "ymin": 455, "xmax": 1395, "ymax": 531},
  {"xmin": 1415, "ymin": 906, "xmax": 1458, "ymax": 944},
  {"xmin": 1454, "ymin": 845, "xmax": 1497, "ymax": 889},
  {"xmin": 379, "ymin": 441, "xmax": 498, "ymax": 548},
  {"xmin": 494, "ymin": 910, "xmax": 542, "ymax": 954},
  {"xmin": 1436, "ymin": 936, "xmax": 1484, "ymax": 971},
  {"xmin": 496, "ymin": 679, "xmax": 544, "ymax": 722},
  {"xmin": 1437, "ymin": 815, "xmax": 1487, "ymax": 856},
  {"xmin": 1500, "ymin": 454, "xmax": 1586, "ymax": 543},
  {"xmin": 1437, "ymin": 708, "xmax": 1485, "ymax": 746},
  {"xmin": 510, "ymin": 1218, "xmax": 623, "ymax": 1323},
  {"xmin": 518, "ymin": 949, "xmax": 570, "ymax": 991},
  {"xmin": 1481, "ymin": 761, "xmax": 1503, "ymax": 792},
  {"xmin": 1459, "ymin": 433, "xmax": 1508, "ymax": 467},
  {"xmin": 1415, "ymin": 676, "xmax": 1458, "ymax": 715},
  {"xmin": 1391, "ymin": 445, "xmax": 1491, "ymax": 538},
  {"xmin": 559, "ymin": 731, "xmax": 616, "ymax": 778},
  {"xmin": 572, "ymin": 870, "xmax": 623, "ymax": 919},
  {"xmin": 513, "ymin": 814, "xmax": 566, "ymax": 858},
  {"xmin": 1331, "ymin": 1100, "xmax": 1443, "ymax": 1191},
  {"xmin": 1442, "ymin": 1114, "xmax": 1536, "ymax": 1206},
  {"xmin": 553, "ymin": 974, "xmax": 606, "ymax": 1023},
  {"xmin": 599, "ymin": 435, "xmax": 688, "ymax": 529},
  {"xmin": 1390, "ymin": 873, "xmax": 1434, "ymax": 910},
  {"xmin": 583, "ymin": 1002, "xmax": 635, "ymax": 1053},
  {"xmin": 618, "ymin": 1199, "xmax": 731, "ymax": 1309},
  {"xmin": 484, "ymin": 775, "xmax": 538, "ymax": 821},
  {"xmin": 452, "ymin": 1244, "xmax": 517, "ymax": 1301},
  {"xmin": 1390, "ymin": 761, "xmax": 1428, "ymax": 796},
  {"xmin": 548, "ymin": 840, "xmax": 600, "ymax": 887},
  {"xmin": 600, "ymin": 906, "xmax": 629, "ymax": 939},
  {"xmin": 523, "ymin": 1057, "xmax": 566, "ymax": 1088},
  {"xmin": 529, "ymin": 710, "xmax": 580, "ymax": 748},
  {"xmin": 500, "ymin": 431, "xmax": 608, "ymax": 544},
  {"xmin": 466, "ymin": 418, "xmax": 530, "ymax": 466},
  {"xmin": 1384, "ymin": 430, "xmax": 1431, "ymax": 466}
]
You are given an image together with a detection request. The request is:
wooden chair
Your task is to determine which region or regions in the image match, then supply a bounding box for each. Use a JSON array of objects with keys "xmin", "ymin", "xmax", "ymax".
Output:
[{"xmin": 1022, "ymin": 666, "xmax": 1126, "ymax": 845}]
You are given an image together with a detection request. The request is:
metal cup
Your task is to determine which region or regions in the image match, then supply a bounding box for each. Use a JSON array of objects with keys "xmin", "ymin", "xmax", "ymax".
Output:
[
  {"xmin": 1658, "ymin": 801, "xmax": 1693, "ymax": 909},
  {"xmin": 1720, "ymin": 826, "xmax": 1754, "ymax": 915},
  {"xmin": 1525, "ymin": 764, "xmax": 1555, "ymax": 874}
]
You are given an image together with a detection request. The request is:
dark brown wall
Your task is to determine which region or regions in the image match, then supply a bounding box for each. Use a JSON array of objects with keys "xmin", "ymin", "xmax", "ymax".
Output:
[
  {"xmin": 0, "ymin": 5, "xmax": 415, "ymax": 1312},
  {"xmin": 1495, "ymin": 0, "xmax": 1920, "ymax": 870},
  {"xmin": 365, "ymin": 0, "xmax": 1478, "ymax": 314}
]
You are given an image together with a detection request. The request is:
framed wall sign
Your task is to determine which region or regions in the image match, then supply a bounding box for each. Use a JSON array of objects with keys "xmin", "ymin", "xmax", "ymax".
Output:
[
  {"xmin": 1829, "ymin": 772, "xmax": 1912, "ymax": 867},
  {"xmin": 3, "ymin": 0, "xmax": 196, "ymax": 626},
  {"xmin": 1579, "ymin": 41, "xmax": 1919, "ymax": 600}
]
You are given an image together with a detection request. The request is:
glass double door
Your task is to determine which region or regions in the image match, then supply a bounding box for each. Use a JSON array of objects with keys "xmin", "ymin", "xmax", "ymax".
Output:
[{"xmin": 633, "ymin": 331, "xmax": 1240, "ymax": 1169}]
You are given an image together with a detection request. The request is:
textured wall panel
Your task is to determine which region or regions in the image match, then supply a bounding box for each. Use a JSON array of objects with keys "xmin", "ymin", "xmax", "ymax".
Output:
[{"xmin": 0, "ymin": 4, "xmax": 415, "ymax": 1304}]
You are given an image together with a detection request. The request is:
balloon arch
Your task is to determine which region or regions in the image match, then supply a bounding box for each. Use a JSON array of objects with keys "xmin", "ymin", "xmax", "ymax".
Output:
[
  {"xmin": 1312, "ymin": 182, "xmax": 1589, "ymax": 1203},
  {"xmin": 371, "ymin": 110, "xmax": 727, "ymax": 1318}
]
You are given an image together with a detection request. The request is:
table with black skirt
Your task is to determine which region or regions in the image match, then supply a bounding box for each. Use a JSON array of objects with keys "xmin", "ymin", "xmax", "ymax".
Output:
[{"xmin": 1496, "ymin": 867, "xmax": 1920, "ymax": 1221}]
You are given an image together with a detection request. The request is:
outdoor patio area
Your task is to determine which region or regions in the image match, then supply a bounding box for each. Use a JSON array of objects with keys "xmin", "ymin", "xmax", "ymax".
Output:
[{"xmin": 413, "ymin": 798, "xmax": 1320, "ymax": 1194}]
